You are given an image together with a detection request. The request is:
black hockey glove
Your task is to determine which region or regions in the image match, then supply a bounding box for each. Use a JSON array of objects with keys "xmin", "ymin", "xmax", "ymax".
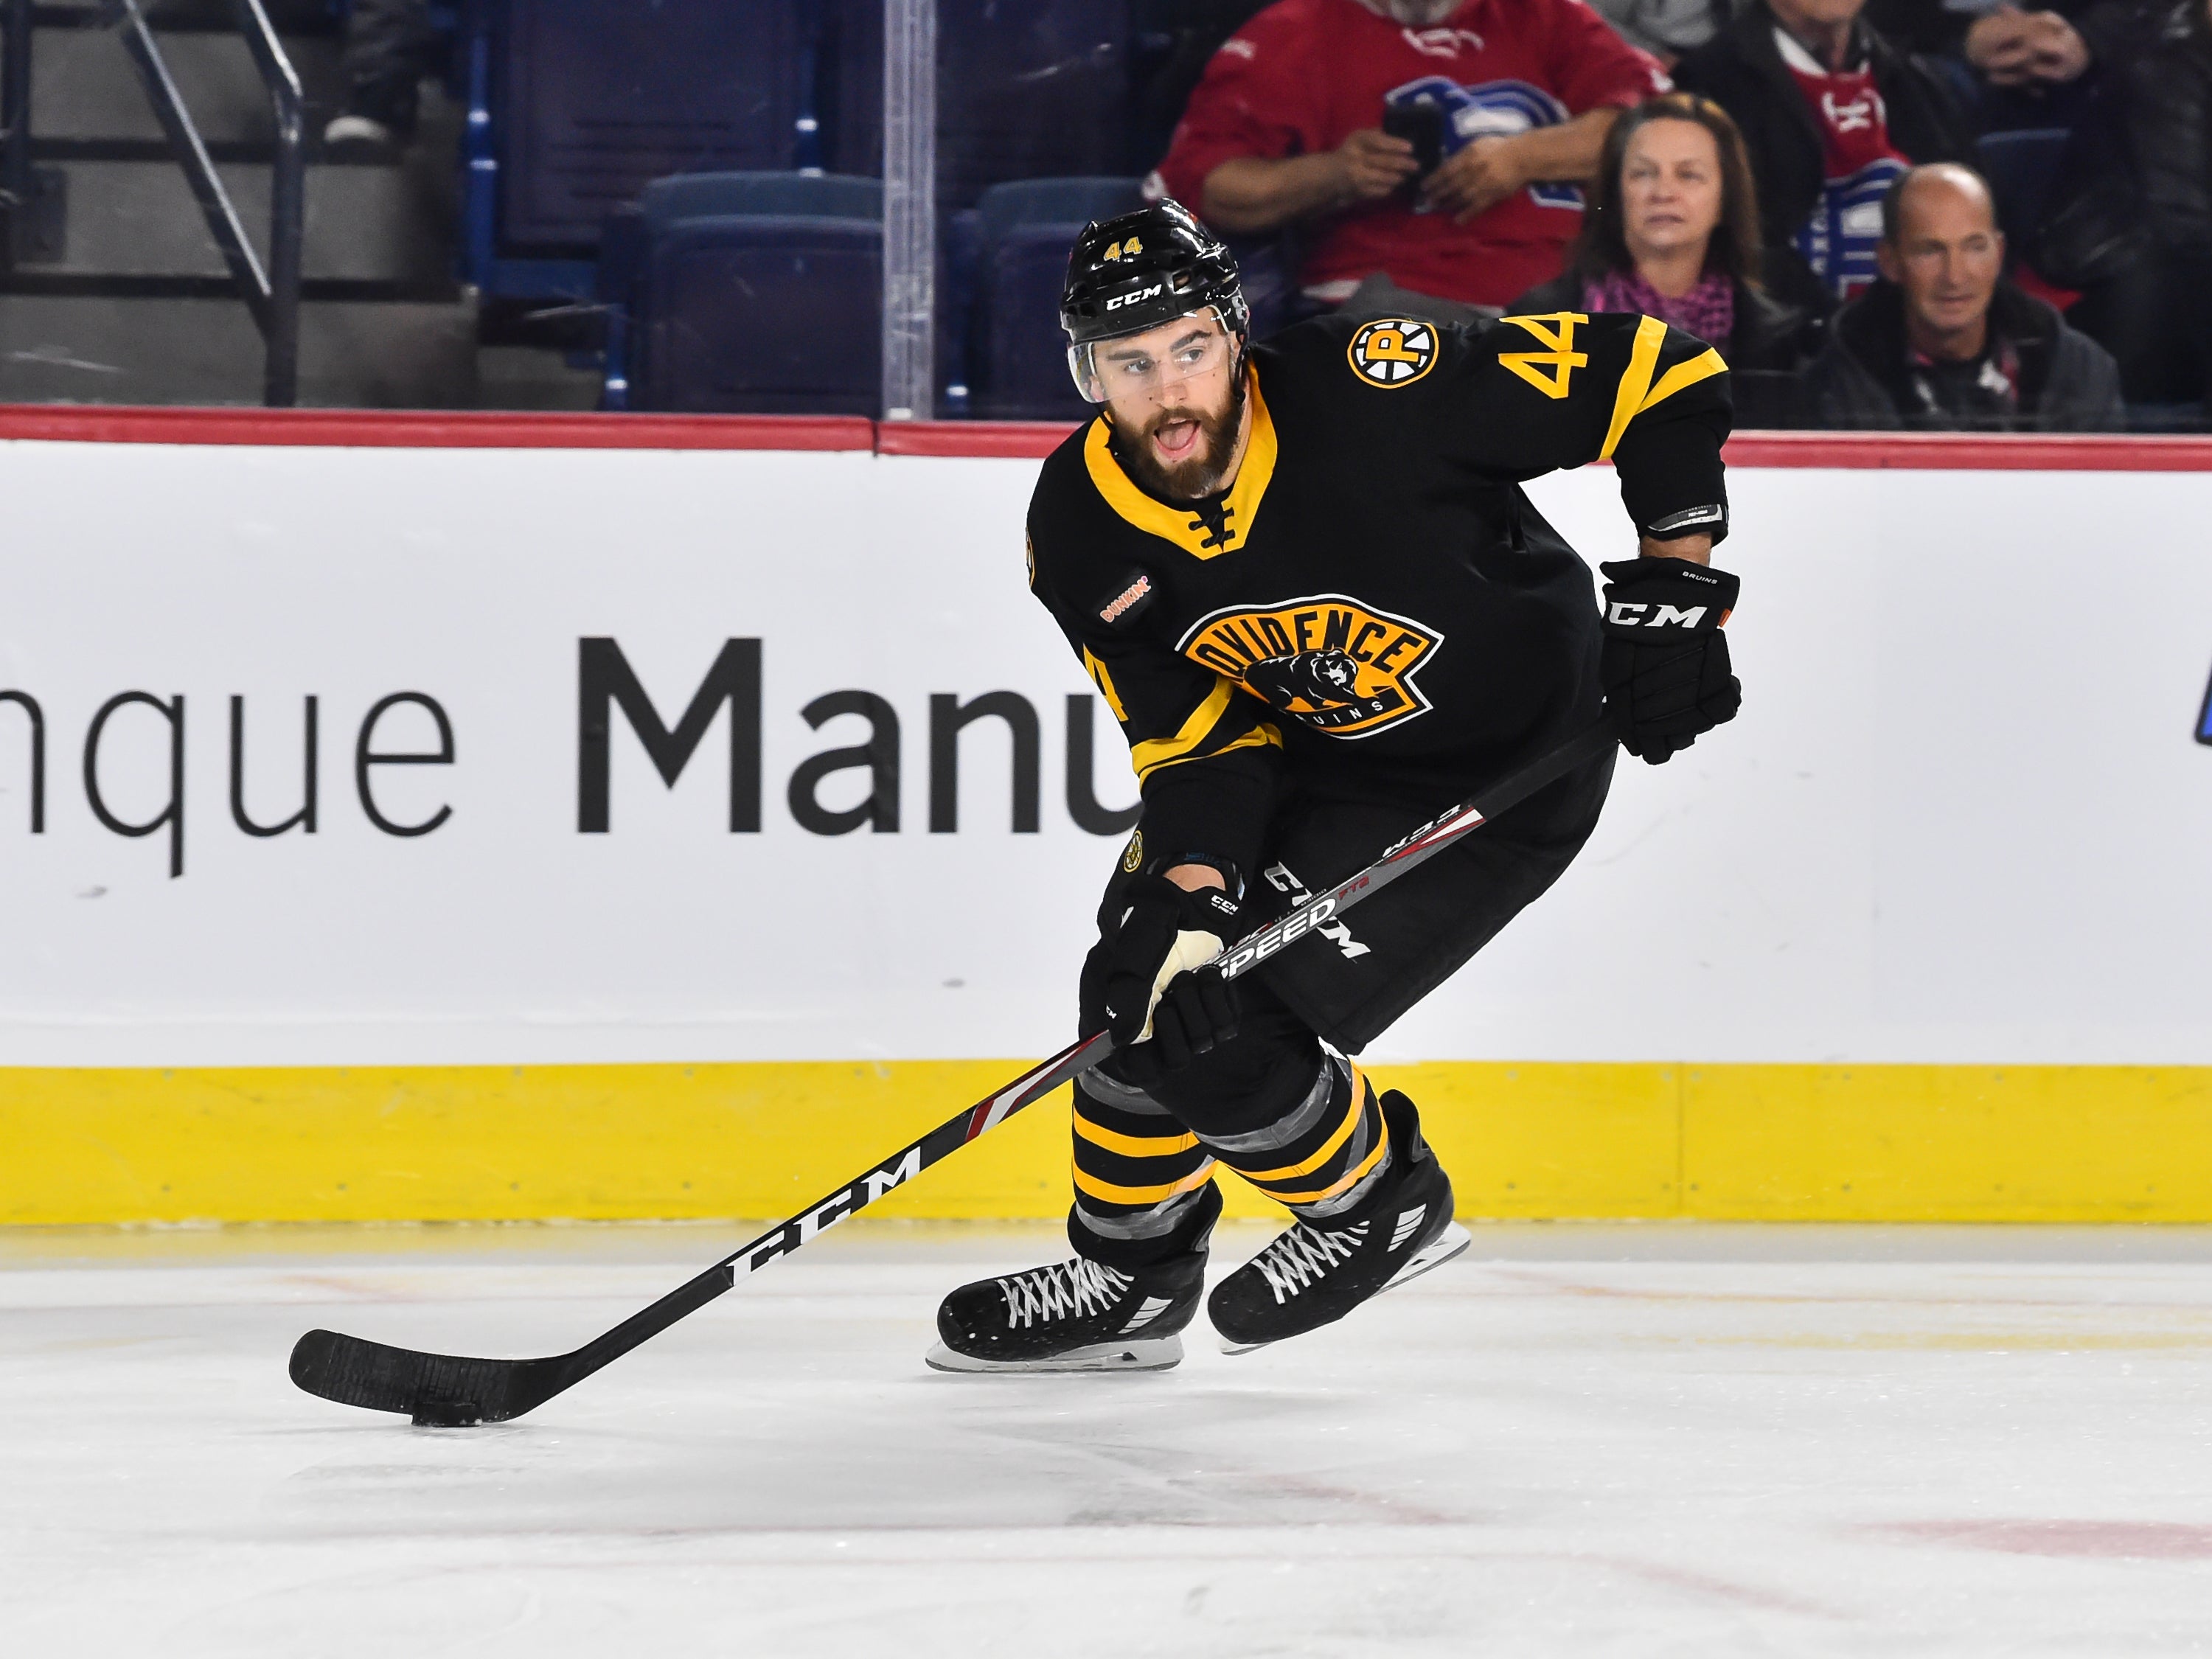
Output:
[
  {"xmin": 1599, "ymin": 557, "xmax": 1742, "ymax": 765},
  {"xmin": 1079, "ymin": 874, "xmax": 1242, "ymax": 1074}
]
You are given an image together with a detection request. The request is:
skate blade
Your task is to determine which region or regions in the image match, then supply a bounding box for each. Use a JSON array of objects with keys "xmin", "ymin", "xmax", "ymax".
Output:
[
  {"xmin": 922, "ymin": 1335, "xmax": 1183, "ymax": 1374},
  {"xmin": 1384, "ymin": 1220, "xmax": 1472, "ymax": 1290},
  {"xmin": 1219, "ymin": 1222, "xmax": 1474, "ymax": 1356}
]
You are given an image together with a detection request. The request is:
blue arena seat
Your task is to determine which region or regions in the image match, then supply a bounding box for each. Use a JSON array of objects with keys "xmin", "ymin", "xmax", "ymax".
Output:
[
  {"xmin": 495, "ymin": 0, "xmax": 809, "ymax": 251},
  {"xmin": 1976, "ymin": 128, "xmax": 2070, "ymax": 246},
  {"xmin": 602, "ymin": 173, "xmax": 883, "ymax": 415},
  {"xmin": 465, "ymin": 0, "xmax": 863, "ymax": 298},
  {"xmin": 967, "ymin": 178, "xmax": 1144, "ymax": 420}
]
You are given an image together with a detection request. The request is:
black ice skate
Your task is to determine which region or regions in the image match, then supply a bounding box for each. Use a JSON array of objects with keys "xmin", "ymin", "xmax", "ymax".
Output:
[
  {"xmin": 925, "ymin": 1247, "xmax": 1206, "ymax": 1373},
  {"xmin": 1208, "ymin": 1090, "xmax": 1470, "ymax": 1354}
]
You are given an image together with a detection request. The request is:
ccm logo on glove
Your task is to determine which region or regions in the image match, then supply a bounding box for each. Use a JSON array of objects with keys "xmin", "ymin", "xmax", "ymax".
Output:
[
  {"xmin": 1607, "ymin": 599, "xmax": 1718, "ymax": 628},
  {"xmin": 1599, "ymin": 557, "xmax": 1742, "ymax": 766}
]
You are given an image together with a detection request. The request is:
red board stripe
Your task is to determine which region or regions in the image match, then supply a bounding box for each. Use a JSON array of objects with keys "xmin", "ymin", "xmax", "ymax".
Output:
[
  {"xmin": 0, "ymin": 404, "xmax": 2205, "ymax": 470},
  {"xmin": 1722, "ymin": 431, "xmax": 2212, "ymax": 471},
  {"xmin": 0, "ymin": 405, "xmax": 876, "ymax": 451},
  {"xmin": 883, "ymin": 422, "xmax": 2212, "ymax": 470},
  {"xmin": 876, "ymin": 420, "xmax": 1076, "ymax": 459}
]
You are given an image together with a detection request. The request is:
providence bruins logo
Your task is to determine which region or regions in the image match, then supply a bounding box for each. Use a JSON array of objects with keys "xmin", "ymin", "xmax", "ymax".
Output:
[
  {"xmin": 1346, "ymin": 318, "xmax": 1437, "ymax": 389},
  {"xmin": 1178, "ymin": 595, "xmax": 1442, "ymax": 738}
]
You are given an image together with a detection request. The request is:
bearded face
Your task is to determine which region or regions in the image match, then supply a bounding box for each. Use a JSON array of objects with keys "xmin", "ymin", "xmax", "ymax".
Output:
[{"xmin": 1109, "ymin": 369, "xmax": 1248, "ymax": 502}]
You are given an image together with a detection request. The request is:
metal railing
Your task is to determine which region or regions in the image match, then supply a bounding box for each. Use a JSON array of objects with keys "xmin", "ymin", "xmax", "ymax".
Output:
[
  {"xmin": 1, "ymin": 0, "xmax": 38, "ymax": 257},
  {"xmin": 1, "ymin": 0, "xmax": 305, "ymax": 403},
  {"xmin": 112, "ymin": 0, "xmax": 306, "ymax": 406}
]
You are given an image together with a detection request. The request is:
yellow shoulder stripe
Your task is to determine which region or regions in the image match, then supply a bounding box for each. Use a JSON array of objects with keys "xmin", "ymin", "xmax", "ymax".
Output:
[
  {"xmin": 1600, "ymin": 321, "xmax": 1729, "ymax": 461},
  {"xmin": 1599, "ymin": 315, "xmax": 1668, "ymax": 460},
  {"xmin": 1081, "ymin": 647, "xmax": 1127, "ymax": 722},
  {"xmin": 1638, "ymin": 347, "xmax": 1728, "ymax": 420},
  {"xmin": 1082, "ymin": 371, "xmax": 1277, "ymax": 560}
]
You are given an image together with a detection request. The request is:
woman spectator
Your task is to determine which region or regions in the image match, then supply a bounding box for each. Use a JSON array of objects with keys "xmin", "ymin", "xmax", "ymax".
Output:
[{"xmin": 1511, "ymin": 93, "xmax": 1823, "ymax": 397}]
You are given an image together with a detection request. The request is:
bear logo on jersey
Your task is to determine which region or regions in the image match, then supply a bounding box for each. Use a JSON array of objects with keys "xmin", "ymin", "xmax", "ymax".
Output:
[
  {"xmin": 1178, "ymin": 595, "xmax": 1441, "ymax": 737},
  {"xmin": 1346, "ymin": 319, "xmax": 1438, "ymax": 389},
  {"xmin": 1246, "ymin": 649, "xmax": 1362, "ymax": 709}
]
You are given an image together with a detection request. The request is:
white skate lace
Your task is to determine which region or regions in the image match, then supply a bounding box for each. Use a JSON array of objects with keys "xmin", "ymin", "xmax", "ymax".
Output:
[
  {"xmin": 998, "ymin": 1258, "xmax": 1134, "ymax": 1329},
  {"xmin": 1253, "ymin": 1220, "xmax": 1368, "ymax": 1304}
]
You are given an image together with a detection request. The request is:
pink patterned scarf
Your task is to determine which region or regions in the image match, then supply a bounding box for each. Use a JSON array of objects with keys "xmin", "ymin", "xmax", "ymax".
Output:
[{"xmin": 1582, "ymin": 269, "xmax": 1735, "ymax": 351}]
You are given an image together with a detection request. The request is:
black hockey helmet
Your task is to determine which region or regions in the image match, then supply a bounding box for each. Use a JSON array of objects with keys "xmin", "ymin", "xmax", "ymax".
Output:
[{"xmin": 1060, "ymin": 199, "xmax": 1249, "ymax": 402}]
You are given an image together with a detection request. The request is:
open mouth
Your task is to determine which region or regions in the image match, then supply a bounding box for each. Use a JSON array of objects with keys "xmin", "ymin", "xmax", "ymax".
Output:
[{"xmin": 1151, "ymin": 417, "xmax": 1202, "ymax": 461}]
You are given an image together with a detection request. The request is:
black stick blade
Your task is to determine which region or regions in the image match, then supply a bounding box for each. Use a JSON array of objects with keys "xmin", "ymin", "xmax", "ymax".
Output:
[{"xmin": 289, "ymin": 1329, "xmax": 560, "ymax": 1425}]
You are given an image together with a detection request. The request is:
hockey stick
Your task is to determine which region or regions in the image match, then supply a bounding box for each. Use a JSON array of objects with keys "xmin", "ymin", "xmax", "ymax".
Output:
[{"xmin": 289, "ymin": 716, "xmax": 1616, "ymax": 1425}]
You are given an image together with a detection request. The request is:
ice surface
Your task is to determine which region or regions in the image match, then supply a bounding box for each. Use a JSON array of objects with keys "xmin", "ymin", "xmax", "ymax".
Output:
[{"xmin": 6, "ymin": 1221, "xmax": 2212, "ymax": 1658}]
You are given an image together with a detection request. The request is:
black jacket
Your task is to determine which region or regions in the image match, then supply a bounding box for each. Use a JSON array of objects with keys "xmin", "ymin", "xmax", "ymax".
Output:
[
  {"xmin": 2034, "ymin": 0, "xmax": 2212, "ymax": 286},
  {"xmin": 1672, "ymin": 4, "xmax": 1975, "ymax": 296},
  {"xmin": 1800, "ymin": 277, "xmax": 2126, "ymax": 429},
  {"xmin": 1510, "ymin": 256, "xmax": 1820, "ymax": 374}
]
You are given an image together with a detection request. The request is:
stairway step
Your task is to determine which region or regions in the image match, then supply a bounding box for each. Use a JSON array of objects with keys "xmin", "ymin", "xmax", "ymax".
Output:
[
  {"xmin": 0, "ymin": 292, "xmax": 478, "ymax": 406},
  {"xmin": 29, "ymin": 24, "xmax": 345, "ymax": 147},
  {"xmin": 19, "ymin": 156, "xmax": 453, "ymax": 284}
]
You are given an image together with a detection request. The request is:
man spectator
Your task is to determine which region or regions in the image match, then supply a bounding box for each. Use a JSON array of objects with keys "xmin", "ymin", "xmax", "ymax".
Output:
[
  {"xmin": 2032, "ymin": 0, "xmax": 2212, "ymax": 408},
  {"xmin": 1672, "ymin": 0, "xmax": 1975, "ymax": 304},
  {"xmin": 1801, "ymin": 162, "xmax": 2124, "ymax": 428},
  {"xmin": 1146, "ymin": 0, "xmax": 1671, "ymax": 311}
]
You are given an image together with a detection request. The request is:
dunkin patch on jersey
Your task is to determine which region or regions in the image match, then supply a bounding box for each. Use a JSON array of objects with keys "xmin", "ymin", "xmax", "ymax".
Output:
[
  {"xmin": 1346, "ymin": 319, "xmax": 1438, "ymax": 388},
  {"xmin": 1178, "ymin": 595, "xmax": 1441, "ymax": 737}
]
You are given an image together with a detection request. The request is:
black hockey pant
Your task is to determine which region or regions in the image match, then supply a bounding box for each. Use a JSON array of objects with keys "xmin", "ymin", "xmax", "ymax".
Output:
[{"xmin": 1068, "ymin": 748, "xmax": 1614, "ymax": 1270}]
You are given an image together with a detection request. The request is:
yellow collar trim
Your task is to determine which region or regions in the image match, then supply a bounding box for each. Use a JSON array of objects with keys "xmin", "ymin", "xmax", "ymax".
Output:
[{"xmin": 1083, "ymin": 372, "xmax": 1277, "ymax": 560}]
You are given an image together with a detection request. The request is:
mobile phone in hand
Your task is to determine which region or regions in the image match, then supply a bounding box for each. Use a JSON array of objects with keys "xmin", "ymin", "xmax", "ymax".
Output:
[{"xmin": 1380, "ymin": 100, "xmax": 1445, "ymax": 179}]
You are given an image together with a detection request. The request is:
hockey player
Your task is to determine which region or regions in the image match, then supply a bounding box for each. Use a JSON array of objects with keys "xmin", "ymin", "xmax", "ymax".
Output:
[{"xmin": 929, "ymin": 201, "xmax": 1740, "ymax": 1372}]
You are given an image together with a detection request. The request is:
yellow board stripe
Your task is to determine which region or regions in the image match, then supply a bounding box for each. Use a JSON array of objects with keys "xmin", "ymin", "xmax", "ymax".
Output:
[
  {"xmin": 1071, "ymin": 1155, "xmax": 1219, "ymax": 1206},
  {"xmin": 9, "ymin": 1061, "xmax": 2212, "ymax": 1225},
  {"xmin": 1256, "ymin": 1121, "xmax": 1391, "ymax": 1207},
  {"xmin": 1638, "ymin": 346, "xmax": 1726, "ymax": 417},
  {"xmin": 1072, "ymin": 1110, "xmax": 1200, "ymax": 1160},
  {"xmin": 1599, "ymin": 314, "xmax": 1669, "ymax": 460}
]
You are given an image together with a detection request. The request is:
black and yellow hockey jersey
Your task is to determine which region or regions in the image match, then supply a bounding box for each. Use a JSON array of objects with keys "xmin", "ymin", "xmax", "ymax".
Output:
[{"xmin": 1026, "ymin": 307, "xmax": 1731, "ymax": 885}]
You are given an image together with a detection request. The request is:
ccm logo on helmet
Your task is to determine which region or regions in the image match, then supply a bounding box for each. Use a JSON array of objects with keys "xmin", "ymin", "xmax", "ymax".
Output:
[
  {"xmin": 1607, "ymin": 602, "xmax": 1711, "ymax": 627},
  {"xmin": 1105, "ymin": 284, "xmax": 1165, "ymax": 311}
]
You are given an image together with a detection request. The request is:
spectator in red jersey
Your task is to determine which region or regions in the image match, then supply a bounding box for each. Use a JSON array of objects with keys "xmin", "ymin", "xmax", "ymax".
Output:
[
  {"xmin": 1671, "ymin": 0, "xmax": 1974, "ymax": 305},
  {"xmin": 1145, "ymin": 0, "xmax": 1672, "ymax": 312},
  {"xmin": 1510, "ymin": 93, "xmax": 1821, "ymax": 377}
]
